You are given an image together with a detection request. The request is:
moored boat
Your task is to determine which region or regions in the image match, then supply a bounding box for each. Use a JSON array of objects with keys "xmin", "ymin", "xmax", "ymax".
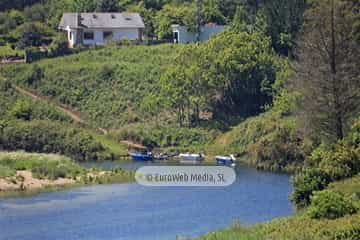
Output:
[
  {"xmin": 130, "ymin": 152, "xmax": 153, "ymax": 161},
  {"xmin": 153, "ymin": 153, "xmax": 168, "ymax": 161},
  {"xmin": 179, "ymin": 153, "xmax": 204, "ymax": 164},
  {"xmin": 216, "ymin": 155, "xmax": 236, "ymax": 167}
]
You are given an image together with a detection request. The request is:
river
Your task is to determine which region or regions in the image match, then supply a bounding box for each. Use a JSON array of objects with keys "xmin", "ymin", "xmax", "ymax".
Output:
[{"xmin": 0, "ymin": 162, "xmax": 293, "ymax": 240}]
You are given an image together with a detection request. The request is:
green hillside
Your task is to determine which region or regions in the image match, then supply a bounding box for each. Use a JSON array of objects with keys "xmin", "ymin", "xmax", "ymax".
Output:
[{"xmin": 2, "ymin": 44, "xmax": 182, "ymax": 128}]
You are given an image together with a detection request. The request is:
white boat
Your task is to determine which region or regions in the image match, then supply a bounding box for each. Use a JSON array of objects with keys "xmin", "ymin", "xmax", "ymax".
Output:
[
  {"xmin": 179, "ymin": 153, "xmax": 204, "ymax": 164},
  {"xmin": 216, "ymin": 154, "xmax": 236, "ymax": 167}
]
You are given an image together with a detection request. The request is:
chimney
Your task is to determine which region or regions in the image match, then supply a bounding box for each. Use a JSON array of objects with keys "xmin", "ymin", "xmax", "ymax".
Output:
[{"xmin": 77, "ymin": 13, "xmax": 82, "ymax": 27}]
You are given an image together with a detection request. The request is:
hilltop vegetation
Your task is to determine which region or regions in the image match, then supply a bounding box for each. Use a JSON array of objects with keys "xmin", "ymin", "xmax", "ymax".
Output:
[
  {"xmin": 0, "ymin": 0, "xmax": 306, "ymax": 58},
  {"xmin": 2, "ymin": 44, "xmax": 181, "ymax": 127}
]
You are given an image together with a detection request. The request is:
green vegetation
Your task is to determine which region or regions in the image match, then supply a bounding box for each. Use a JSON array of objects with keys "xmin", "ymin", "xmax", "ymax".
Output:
[
  {"xmin": 0, "ymin": 120, "xmax": 111, "ymax": 161},
  {"xmin": 307, "ymin": 190, "xmax": 357, "ymax": 219},
  {"xmin": 196, "ymin": 175, "xmax": 360, "ymax": 240},
  {"xmin": 0, "ymin": 44, "xmax": 24, "ymax": 58},
  {"xmin": 0, "ymin": 0, "xmax": 359, "ymax": 238},
  {"xmin": 0, "ymin": 151, "xmax": 85, "ymax": 179},
  {"xmin": 0, "ymin": 79, "xmax": 72, "ymax": 122},
  {"xmin": 0, "ymin": 79, "xmax": 124, "ymax": 161},
  {"xmin": 113, "ymin": 123, "xmax": 219, "ymax": 149},
  {"xmin": 0, "ymin": 151, "xmax": 134, "ymax": 196},
  {"xmin": 2, "ymin": 44, "xmax": 181, "ymax": 128},
  {"xmin": 210, "ymin": 111, "xmax": 306, "ymax": 172},
  {"xmin": 291, "ymin": 120, "xmax": 360, "ymax": 209}
]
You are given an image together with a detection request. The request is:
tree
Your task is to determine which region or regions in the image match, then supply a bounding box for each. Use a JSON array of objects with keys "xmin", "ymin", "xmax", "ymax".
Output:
[
  {"xmin": 292, "ymin": 0, "xmax": 360, "ymax": 143},
  {"xmin": 14, "ymin": 22, "xmax": 44, "ymax": 49},
  {"xmin": 154, "ymin": 3, "xmax": 196, "ymax": 39},
  {"xmin": 204, "ymin": 30, "xmax": 279, "ymax": 117},
  {"xmin": 232, "ymin": 5, "xmax": 250, "ymax": 32},
  {"xmin": 160, "ymin": 44, "xmax": 215, "ymax": 126},
  {"xmin": 72, "ymin": 0, "xmax": 96, "ymax": 12},
  {"xmin": 160, "ymin": 30, "xmax": 280, "ymax": 125},
  {"xmin": 262, "ymin": 0, "xmax": 307, "ymax": 56},
  {"xmin": 96, "ymin": 0, "xmax": 119, "ymax": 12}
]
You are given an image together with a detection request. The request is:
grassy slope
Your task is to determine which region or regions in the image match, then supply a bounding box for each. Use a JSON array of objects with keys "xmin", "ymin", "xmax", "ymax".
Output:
[
  {"xmin": 196, "ymin": 174, "xmax": 360, "ymax": 240},
  {"xmin": 208, "ymin": 110, "xmax": 304, "ymax": 172},
  {"xmin": 0, "ymin": 78, "xmax": 127, "ymax": 159},
  {"xmin": 2, "ymin": 44, "xmax": 182, "ymax": 128}
]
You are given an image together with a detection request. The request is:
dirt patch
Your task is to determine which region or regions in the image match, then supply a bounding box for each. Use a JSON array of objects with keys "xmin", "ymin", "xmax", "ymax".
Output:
[{"xmin": 0, "ymin": 171, "xmax": 75, "ymax": 192}]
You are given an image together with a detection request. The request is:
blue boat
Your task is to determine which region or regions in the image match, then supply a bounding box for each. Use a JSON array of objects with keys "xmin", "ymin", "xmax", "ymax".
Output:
[
  {"xmin": 130, "ymin": 153, "xmax": 153, "ymax": 161},
  {"xmin": 216, "ymin": 155, "xmax": 236, "ymax": 166}
]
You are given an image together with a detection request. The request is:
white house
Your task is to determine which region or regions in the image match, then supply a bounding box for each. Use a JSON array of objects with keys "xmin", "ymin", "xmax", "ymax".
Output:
[
  {"xmin": 58, "ymin": 12, "xmax": 145, "ymax": 47},
  {"xmin": 171, "ymin": 23, "xmax": 226, "ymax": 43}
]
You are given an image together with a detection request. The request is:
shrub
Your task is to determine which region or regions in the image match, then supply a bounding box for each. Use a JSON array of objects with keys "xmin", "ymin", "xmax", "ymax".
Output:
[
  {"xmin": 290, "ymin": 168, "xmax": 331, "ymax": 208},
  {"xmin": 0, "ymin": 120, "xmax": 110, "ymax": 161},
  {"xmin": 308, "ymin": 139, "xmax": 360, "ymax": 181},
  {"xmin": 114, "ymin": 123, "xmax": 218, "ymax": 148},
  {"xmin": 332, "ymin": 227, "xmax": 360, "ymax": 240},
  {"xmin": 307, "ymin": 190, "xmax": 357, "ymax": 219},
  {"xmin": 48, "ymin": 33, "xmax": 69, "ymax": 57},
  {"xmin": 346, "ymin": 119, "xmax": 360, "ymax": 147},
  {"xmin": 9, "ymin": 99, "xmax": 32, "ymax": 120},
  {"xmin": 319, "ymin": 145, "xmax": 359, "ymax": 180}
]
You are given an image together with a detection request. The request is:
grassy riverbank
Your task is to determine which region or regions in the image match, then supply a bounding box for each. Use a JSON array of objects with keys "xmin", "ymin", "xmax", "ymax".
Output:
[
  {"xmin": 195, "ymin": 174, "xmax": 360, "ymax": 240},
  {"xmin": 0, "ymin": 151, "xmax": 134, "ymax": 198}
]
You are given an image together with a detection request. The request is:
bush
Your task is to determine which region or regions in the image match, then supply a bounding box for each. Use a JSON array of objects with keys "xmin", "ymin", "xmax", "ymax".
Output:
[
  {"xmin": 307, "ymin": 190, "xmax": 357, "ymax": 219},
  {"xmin": 9, "ymin": 99, "xmax": 32, "ymax": 120},
  {"xmin": 307, "ymin": 134, "xmax": 360, "ymax": 181},
  {"xmin": 114, "ymin": 123, "xmax": 218, "ymax": 148},
  {"xmin": 346, "ymin": 119, "xmax": 360, "ymax": 147},
  {"xmin": 332, "ymin": 227, "xmax": 360, "ymax": 240},
  {"xmin": 290, "ymin": 168, "xmax": 331, "ymax": 208},
  {"xmin": 0, "ymin": 120, "xmax": 110, "ymax": 161},
  {"xmin": 319, "ymin": 145, "xmax": 359, "ymax": 181},
  {"xmin": 48, "ymin": 33, "xmax": 69, "ymax": 57}
]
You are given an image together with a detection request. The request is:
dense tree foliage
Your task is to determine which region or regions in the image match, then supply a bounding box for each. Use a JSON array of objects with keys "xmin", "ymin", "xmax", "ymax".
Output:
[
  {"xmin": 159, "ymin": 30, "xmax": 281, "ymax": 126},
  {"xmin": 292, "ymin": 0, "xmax": 360, "ymax": 143},
  {"xmin": 0, "ymin": 0, "xmax": 309, "ymax": 56},
  {"xmin": 307, "ymin": 190, "xmax": 357, "ymax": 219}
]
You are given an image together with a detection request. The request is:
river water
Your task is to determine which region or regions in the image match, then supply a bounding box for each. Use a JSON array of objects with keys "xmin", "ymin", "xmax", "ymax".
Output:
[{"xmin": 0, "ymin": 162, "xmax": 293, "ymax": 240}]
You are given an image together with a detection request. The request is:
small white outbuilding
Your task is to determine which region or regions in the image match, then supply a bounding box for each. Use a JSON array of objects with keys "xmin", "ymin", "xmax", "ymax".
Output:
[{"xmin": 171, "ymin": 23, "xmax": 226, "ymax": 43}]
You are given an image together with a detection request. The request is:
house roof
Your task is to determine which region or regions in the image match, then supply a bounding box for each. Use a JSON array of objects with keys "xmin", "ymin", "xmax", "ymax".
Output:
[{"xmin": 59, "ymin": 13, "xmax": 145, "ymax": 29}]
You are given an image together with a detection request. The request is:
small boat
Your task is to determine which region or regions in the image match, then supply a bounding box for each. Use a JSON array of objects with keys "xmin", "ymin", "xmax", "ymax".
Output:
[
  {"xmin": 130, "ymin": 152, "xmax": 153, "ymax": 161},
  {"xmin": 153, "ymin": 153, "xmax": 168, "ymax": 161},
  {"xmin": 179, "ymin": 153, "xmax": 204, "ymax": 164},
  {"xmin": 216, "ymin": 155, "xmax": 236, "ymax": 167}
]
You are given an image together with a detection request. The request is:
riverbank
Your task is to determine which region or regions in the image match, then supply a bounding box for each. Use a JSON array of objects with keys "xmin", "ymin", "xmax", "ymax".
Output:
[
  {"xmin": 194, "ymin": 174, "xmax": 360, "ymax": 240},
  {"xmin": 0, "ymin": 151, "xmax": 134, "ymax": 198}
]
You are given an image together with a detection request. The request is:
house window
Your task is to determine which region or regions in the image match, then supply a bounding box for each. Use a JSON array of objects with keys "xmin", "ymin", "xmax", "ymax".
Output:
[
  {"xmin": 103, "ymin": 31, "xmax": 113, "ymax": 40},
  {"xmin": 69, "ymin": 32, "xmax": 73, "ymax": 41},
  {"xmin": 84, "ymin": 32, "xmax": 94, "ymax": 40}
]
